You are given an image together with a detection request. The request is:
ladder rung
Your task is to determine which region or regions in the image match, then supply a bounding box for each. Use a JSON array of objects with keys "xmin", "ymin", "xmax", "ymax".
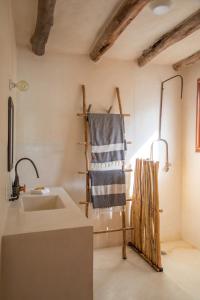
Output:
[
  {"xmin": 79, "ymin": 199, "xmax": 132, "ymax": 205},
  {"xmin": 93, "ymin": 227, "xmax": 134, "ymax": 234},
  {"xmin": 77, "ymin": 113, "xmax": 130, "ymax": 117},
  {"xmin": 78, "ymin": 169, "xmax": 133, "ymax": 175},
  {"xmin": 77, "ymin": 141, "xmax": 132, "ymax": 145}
]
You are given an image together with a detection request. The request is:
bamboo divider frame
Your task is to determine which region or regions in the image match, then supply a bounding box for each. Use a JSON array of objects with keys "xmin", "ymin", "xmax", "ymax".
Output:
[
  {"xmin": 77, "ymin": 84, "xmax": 133, "ymax": 259},
  {"xmin": 129, "ymin": 159, "xmax": 163, "ymax": 272}
]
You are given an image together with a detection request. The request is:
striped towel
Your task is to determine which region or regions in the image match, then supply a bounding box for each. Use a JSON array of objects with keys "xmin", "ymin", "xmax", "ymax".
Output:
[
  {"xmin": 88, "ymin": 113, "xmax": 126, "ymax": 168},
  {"xmin": 88, "ymin": 113, "xmax": 126, "ymax": 208},
  {"xmin": 89, "ymin": 170, "xmax": 126, "ymax": 208}
]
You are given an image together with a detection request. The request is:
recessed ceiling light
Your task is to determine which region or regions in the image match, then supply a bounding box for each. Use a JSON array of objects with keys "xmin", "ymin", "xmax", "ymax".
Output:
[{"xmin": 150, "ymin": 0, "xmax": 171, "ymax": 16}]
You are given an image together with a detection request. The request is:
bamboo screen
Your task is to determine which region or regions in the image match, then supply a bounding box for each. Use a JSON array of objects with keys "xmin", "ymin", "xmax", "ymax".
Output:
[{"xmin": 129, "ymin": 159, "xmax": 163, "ymax": 272}]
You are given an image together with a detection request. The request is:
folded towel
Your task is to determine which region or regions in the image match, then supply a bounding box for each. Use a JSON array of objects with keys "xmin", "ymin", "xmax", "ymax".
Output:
[
  {"xmin": 88, "ymin": 113, "xmax": 126, "ymax": 164},
  {"xmin": 89, "ymin": 170, "xmax": 126, "ymax": 208},
  {"xmin": 88, "ymin": 113, "xmax": 126, "ymax": 208}
]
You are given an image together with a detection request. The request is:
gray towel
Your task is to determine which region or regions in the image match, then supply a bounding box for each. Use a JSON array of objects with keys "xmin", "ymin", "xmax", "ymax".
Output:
[
  {"xmin": 88, "ymin": 113, "xmax": 125, "ymax": 164},
  {"xmin": 89, "ymin": 170, "xmax": 126, "ymax": 208},
  {"xmin": 88, "ymin": 113, "xmax": 126, "ymax": 208}
]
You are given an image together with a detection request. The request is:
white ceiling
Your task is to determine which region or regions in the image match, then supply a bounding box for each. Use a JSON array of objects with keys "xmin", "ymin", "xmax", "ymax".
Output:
[{"xmin": 12, "ymin": 0, "xmax": 200, "ymax": 65}]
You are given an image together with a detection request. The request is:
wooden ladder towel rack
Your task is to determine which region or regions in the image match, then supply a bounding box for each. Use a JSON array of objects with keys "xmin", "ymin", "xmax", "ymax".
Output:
[{"xmin": 77, "ymin": 84, "xmax": 134, "ymax": 259}]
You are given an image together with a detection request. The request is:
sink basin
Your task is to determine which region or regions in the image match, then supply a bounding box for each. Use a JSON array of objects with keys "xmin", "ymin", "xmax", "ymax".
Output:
[{"xmin": 20, "ymin": 195, "xmax": 66, "ymax": 212}]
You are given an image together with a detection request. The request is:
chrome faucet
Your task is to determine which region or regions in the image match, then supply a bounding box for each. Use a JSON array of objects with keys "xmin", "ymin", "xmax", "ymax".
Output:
[{"xmin": 10, "ymin": 157, "xmax": 39, "ymax": 201}]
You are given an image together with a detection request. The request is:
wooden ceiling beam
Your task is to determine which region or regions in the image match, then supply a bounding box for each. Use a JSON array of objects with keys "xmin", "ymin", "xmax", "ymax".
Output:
[
  {"xmin": 90, "ymin": 0, "xmax": 151, "ymax": 62},
  {"xmin": 138, "ymin": 9, "xmax": 200, "ymax": 67},
  {"xmin": 31, "ymin": 0, "xmax": 57, "ymax": 56},
  {"xmin": 173, "ymin": 50, "xmax": 200, "ymax": 70}
]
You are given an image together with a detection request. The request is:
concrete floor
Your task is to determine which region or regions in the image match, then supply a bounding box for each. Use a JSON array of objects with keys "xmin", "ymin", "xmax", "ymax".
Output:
[{"xmin": 94, "ymin": 241, "xmax": 200, "ymax": 300}]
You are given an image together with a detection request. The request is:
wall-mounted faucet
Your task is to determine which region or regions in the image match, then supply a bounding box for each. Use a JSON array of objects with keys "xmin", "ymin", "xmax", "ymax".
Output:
[{"xmin": 10, "ymin": 157, "xmax": 39, "ymax": 201}]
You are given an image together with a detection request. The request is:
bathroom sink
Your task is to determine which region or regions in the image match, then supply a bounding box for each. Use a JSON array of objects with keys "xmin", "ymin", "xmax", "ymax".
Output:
[
  {"xmin": 20, "ymin": 195, "xmax": 66, "ymax": 212},
  {"xmin": 3, "ymin": 188, "xmax": 93, "ymax": 300}
]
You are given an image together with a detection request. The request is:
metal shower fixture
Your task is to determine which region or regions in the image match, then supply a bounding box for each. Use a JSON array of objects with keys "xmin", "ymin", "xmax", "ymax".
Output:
[{"xmin": 150, "ymin": 75, "xmax": 183, "ymax": 172}]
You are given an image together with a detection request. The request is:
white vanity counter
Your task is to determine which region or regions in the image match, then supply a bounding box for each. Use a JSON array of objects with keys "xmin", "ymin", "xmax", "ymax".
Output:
[
  {"xmin": 1, "ymin": 187, "xmax": 93, "ymax": 300},
  {"xmin": 4, "ymin": 187, "xmax": 91, "ymax": 236}
]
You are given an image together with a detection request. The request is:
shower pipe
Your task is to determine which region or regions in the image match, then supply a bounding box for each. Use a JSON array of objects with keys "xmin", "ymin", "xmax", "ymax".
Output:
[{"xmin": 150, "ymin": 75, "xmax": 183, "ymax": 172}]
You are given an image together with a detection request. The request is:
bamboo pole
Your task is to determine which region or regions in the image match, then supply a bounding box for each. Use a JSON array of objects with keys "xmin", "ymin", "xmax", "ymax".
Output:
[
  {"xmin": 152, "ymin": 162, "xmax": 157, "ymax": 265},
  {"xmin": 134, "ymin": 159, "xmax": 141, "ymax": 250},
  {"xmin": 122, "ymin": 206, "xmax": 127, "ymax": 259},
  {"xmin": 147, "ymin": 161, "xmax": 152, "ymax": 261},
  {"xmin": 82, "ymin": 85, "xmax": 90, "ymax": 218},
  {"xmin": 149, "ymin": 161, "xmax": 154, "ymax": 263},
  {"xmin": 94, "ymin": 226, "xmax": 134, "ymax": 235},
  {"xmin": 134, "ymin": 159, "xmax": 139, "ymax": 249},
  {"xmin": 116, "ymin": 87, "xmax": 123, "ymax": 115},
  {"xmin": 77, "ymin": 141, "xmax": 132, "ymax": 145},
  {"xmin": 144, "ymin": 161, "xmax": 149, "ymax": 259},
  {"xmin": 141, "ymin": 160, "xmax": 145, "ymax": 253},
  {"xmin": 138, "ymin": 159, "xmax": 143, "ymax": 251},
  {"xmin": 79, "ymin": 199, "xmax": 132, "ymax": 205},
  {"xmin": 116, "ymin": 86, "xmax": 127, "ymax": 259},
  {"xmin": 78, "ymin": 169, "xmax": 133, "ymax": 174},
  {"xmin": 154, "ymin": 162, "xmax": 162, "ymax": 269},
  {"xmin": 77, "ymin": 113, "xmax": 130, "ymax": 117}
]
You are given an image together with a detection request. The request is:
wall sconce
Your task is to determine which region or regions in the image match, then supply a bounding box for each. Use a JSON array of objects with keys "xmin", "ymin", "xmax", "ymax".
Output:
[{"xmin": 9, "ymin": 80, "xmax": 29, "ymax": 92}]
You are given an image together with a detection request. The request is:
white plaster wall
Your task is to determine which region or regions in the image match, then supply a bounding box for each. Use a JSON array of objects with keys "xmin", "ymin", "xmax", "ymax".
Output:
[
  {"xmin": 16, "ymin": 48, "xmax": 182, "ymax": 247},
  {"xmin": 182, "ymin": 62, "xmax": 200, "ymax": 249},
  {"xmin": 0, "ymin": 0, "xmax": 17, "ymax": 248}
]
